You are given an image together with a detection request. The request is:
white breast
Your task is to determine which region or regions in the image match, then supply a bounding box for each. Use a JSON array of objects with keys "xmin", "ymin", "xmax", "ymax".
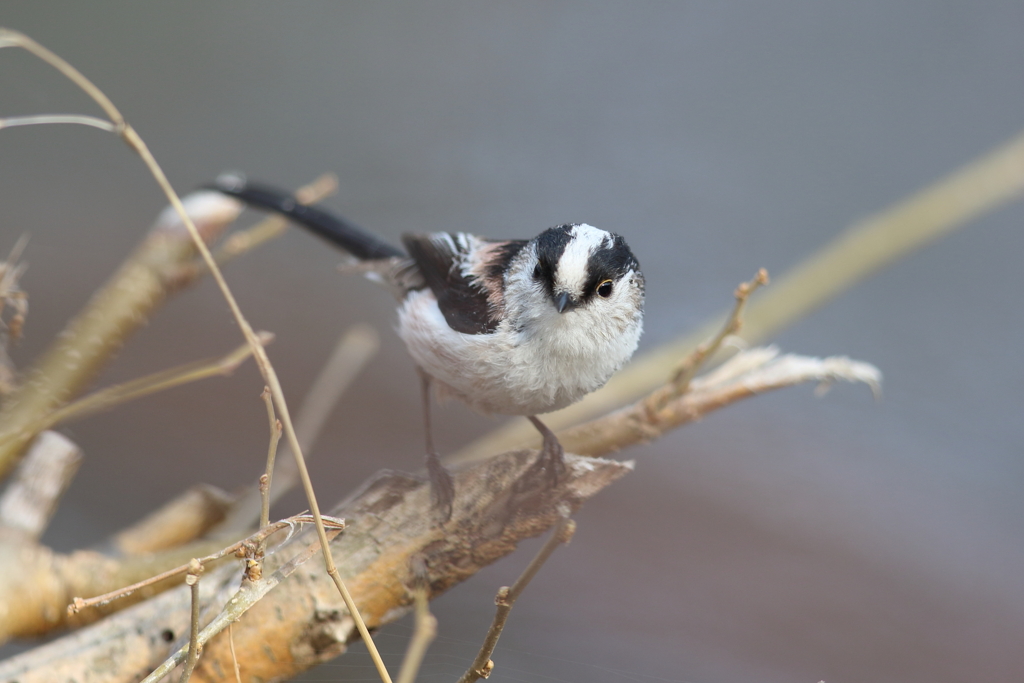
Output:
[{"xmin": 396, "ymin": 289, "xmax": 641, "ymax": 416}]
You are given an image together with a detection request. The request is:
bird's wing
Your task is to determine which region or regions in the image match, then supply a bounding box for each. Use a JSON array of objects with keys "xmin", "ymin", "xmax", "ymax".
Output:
[{"xmin": 401, "ymin": 232, "xmax": 523, "ymax": 335}]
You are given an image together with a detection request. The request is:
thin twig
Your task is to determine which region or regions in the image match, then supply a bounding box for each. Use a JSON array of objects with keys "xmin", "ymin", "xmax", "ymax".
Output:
[
  {"xmin": 641, "ymin": 269, "xmax": 769, "ymax": 419},
  {"xmin": 290, "ymin": 324, "xmax": 381, "ymax": 457},
  {"xmin": 259, "ymin": 386, "xmax": 282, "ymax": 551},
  {"xmin": 670, "ymin": 268, "xmax": 769, "ymax": 394},
  {"xmin": 68, "ymin": 513, "xmax": 344, "ymax": 614},
  {"xmin": 2, "ymin": 334, "xmax": 270, "ymax": 447},
  {"xmin": 458, "ymin": 512, "xmax": 577, "ymax": 683},
  {"xmin": 138, "ymin": 526, "xmax": 342, "ymax": 683},
  {"xmin": 0, "ymin": 114, "xmax": 116, "ymax": 132},
  {"xmin": 0, "ymin": 236, "xmax": 29, "ymax": 396},
  {"xmin": 177, "ymin": 559, "xmax": 203, "ymax": 683},
  {"xmin": 396, "ymin": 561, "xmax": 437, "ymax": 683},
  {"xmin": 227, "ymin": 623, "xmax": 242, "ymax": 683},
  {"xmin": 0, "ymin": 28, "xmax": 392, "ymax": 683}
]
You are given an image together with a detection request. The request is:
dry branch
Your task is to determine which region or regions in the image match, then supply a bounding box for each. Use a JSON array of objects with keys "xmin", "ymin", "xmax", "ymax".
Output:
[
  {"xmin": 0, "ymin": 431, "xmax": 81, "ymax": 539},
  {"xmin": 5, "ymin": 334, "xmax": 271, "ymax": 446},
  {"xmin": 562, "ymin": 346, "xmax": 881, "ymax": 457},
  {"xmin": 395, "ymin": 568, "xmax": 436, "ymax": 683},
  {"xmin": 138, "ymin": 528, "xmax": 341, "ymax": 683},
  {"xmin": 0, "ymin": 450, "xmax": 631, "ymax": 683}
]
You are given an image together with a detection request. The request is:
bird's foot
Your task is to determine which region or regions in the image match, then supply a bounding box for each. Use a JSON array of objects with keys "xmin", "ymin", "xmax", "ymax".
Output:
[
  {"xmin": 538, "ymin": 434, "xmax": 567, "ymax": 487},
  {"xmin": 425, "ymin": 451, "xmax": 455, "ymax": 523},
  {"xmin": 528, "ymin": 416, "xmax": 567, "ymax": 487}
]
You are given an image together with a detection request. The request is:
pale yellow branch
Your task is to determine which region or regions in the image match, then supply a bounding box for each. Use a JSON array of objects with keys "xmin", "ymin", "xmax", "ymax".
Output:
[{"xmin": 395, "ymin": 582, "xmax": 437, "ymax": 683}]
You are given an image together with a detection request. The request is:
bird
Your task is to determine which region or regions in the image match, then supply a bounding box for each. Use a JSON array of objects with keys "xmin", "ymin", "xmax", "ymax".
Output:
[{"xmin": 206, "ymin": 174, "xmax": 645, "ymax": 519}]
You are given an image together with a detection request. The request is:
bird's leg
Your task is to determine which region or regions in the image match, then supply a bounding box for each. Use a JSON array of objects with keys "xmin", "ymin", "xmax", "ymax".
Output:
[
  {"xmin": 419, "ymin": 368, "xmax": 454, "ymax": 521},
  {"xmin": 527, "ymin": 415, "xmax": 567, "ymax": 486}
]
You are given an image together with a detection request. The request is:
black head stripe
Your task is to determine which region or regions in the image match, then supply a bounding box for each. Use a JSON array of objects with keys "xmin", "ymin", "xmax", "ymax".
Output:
[
  {"xmin": 581, "ymin": 233, "xmax": 641, "ymax": 302},
  {"xmin": 532, "ymin": 224, "xmax": 576, "ymax": 294}
]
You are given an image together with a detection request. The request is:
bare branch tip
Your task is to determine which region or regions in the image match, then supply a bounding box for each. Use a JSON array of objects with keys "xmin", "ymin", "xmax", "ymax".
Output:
[
  {"xmin": 558, "ymin": 519, "xmax": 577, "ymax": 544},
  {"xmin": 67, "ymin": 597, "xmax": 86, "ymax": 616},
  {"xmin": 296, "ymin": 173, "xmax": 340, "ymax": 203},
  {"xmin": 0, "ymin": 114, "xmax": 117, "ymax": 132},
  {"xmin": 0, "ymin": 27, "xmax": 26, "ymax": 47},
  {"xmin": 320, "ymin": 515, "xmax": 346, "ymax": 529},
  {"xmin": 735, "ymin": 268, "xmax": 769, "ymax": 301}
]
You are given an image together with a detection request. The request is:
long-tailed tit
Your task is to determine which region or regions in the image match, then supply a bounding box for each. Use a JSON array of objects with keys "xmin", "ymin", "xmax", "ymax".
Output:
[{"xmin": 207, "ymin": 175, "xmax": 645, "ymax": 519}]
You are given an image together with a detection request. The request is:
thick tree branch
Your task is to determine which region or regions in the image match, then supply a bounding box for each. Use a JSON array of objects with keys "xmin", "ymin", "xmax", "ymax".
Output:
[{"xmin": 0, "ymin": 450, "xmax": 631, "ymax": 683}]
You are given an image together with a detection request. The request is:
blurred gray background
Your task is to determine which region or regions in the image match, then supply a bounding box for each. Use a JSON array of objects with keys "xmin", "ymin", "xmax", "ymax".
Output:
[{"xmin": 3, "ymin": 3, "xmax": 1024, "ymax": 682}]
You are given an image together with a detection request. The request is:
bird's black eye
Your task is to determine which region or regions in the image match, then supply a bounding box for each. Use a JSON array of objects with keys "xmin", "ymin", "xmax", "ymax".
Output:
[
  {"xmin": 597, "ymin": 279, "xmax": 613, "ymax": 298},
  {"xmin": 533, "ymin": 263, "xmax": 543, "ymax": 280}
]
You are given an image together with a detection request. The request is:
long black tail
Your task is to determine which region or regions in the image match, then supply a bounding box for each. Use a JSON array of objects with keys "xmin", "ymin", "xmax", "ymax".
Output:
[{"xmin": 204, "ymin": 174, "xmax": 406, "ymax": 261}]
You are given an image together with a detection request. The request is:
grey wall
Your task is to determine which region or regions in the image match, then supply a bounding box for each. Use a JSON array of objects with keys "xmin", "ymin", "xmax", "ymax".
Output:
[{"xmin": 2, "ymin": 3, "xmax": 1023, "ymax": 682}]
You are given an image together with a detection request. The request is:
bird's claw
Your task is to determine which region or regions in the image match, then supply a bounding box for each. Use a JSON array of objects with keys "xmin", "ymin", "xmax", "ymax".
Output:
[{"xmin": 426, "ymin": 451, "xmax": 454, "ymax": 523}]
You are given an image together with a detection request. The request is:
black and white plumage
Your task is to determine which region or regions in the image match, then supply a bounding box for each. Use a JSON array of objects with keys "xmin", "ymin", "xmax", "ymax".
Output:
[{"xmin": 206, "ymin": 174, "xmax": 645, "ymax": 518}]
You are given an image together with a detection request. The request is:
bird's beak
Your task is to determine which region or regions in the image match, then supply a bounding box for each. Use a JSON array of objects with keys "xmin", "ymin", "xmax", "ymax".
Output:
[{"xmin": 554, "ymin": 291, "xmax": 575, "ymax": 313}]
